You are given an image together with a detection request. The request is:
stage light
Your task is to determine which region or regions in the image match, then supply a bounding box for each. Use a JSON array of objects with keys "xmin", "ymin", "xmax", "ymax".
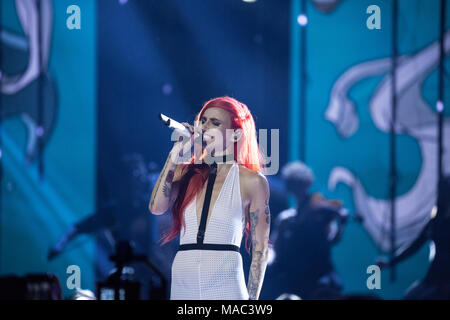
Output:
[
  {"xmin": 436, "ymin": 100, "xmax": 444, "ymax": 113},
  {"xmin": 71, "ymin": 289, "xmax": 96, "ymax": 300},
  {"xmin": 36, "ymin": 126, "xmax": 44, "ymax": 137},
  {"xmin": 162, "ymin": 83, "xmax": 173, "ymax": 95},
  {"xmin": 276, "ymin": 293, "xmax": 301, "ymax": 300},
  {"xmin": 430, "ymin": 205, "xmax": 437, "ymax": 219},
  {"xmin": 297, "ymin": 14, "xmax": 308, "ymax": 26},
  {"xmin": 242, "ymin": 0, "xmax": 257, "ymax": 3},
  {"xmin": 119, "ymin": 0, "xmax": 128, "ymax": 5},
  {"xmin": 267, "ymin": 247, "xmax": 275, "ymax": 265},
  {"xmin": 428, "ymin": 241, "xmax": 436, "ymax": 262}
]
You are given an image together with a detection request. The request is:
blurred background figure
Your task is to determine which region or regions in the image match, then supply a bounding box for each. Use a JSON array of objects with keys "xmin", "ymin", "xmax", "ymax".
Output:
[
  {"xmin": 48, "ymin": 153, "xmax": 155, "ymax": 259},
  {"xmin": 267, "ymin": 161, "xmax": 348, "ymax": 299},
  {"xmin": 377, "ymin": 175, "xmax": 450, "ymax": 300}
]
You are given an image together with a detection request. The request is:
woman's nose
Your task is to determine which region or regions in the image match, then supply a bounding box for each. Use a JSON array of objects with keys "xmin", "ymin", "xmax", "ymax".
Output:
[{"xmin": 202, "ymin": 121, "xmax": 211, "ymax": 132}]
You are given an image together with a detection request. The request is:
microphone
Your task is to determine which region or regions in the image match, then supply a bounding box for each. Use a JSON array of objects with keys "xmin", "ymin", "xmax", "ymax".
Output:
[{"xmin": 158, "ymin": 113, "xmax": 191, "ymax": 138}]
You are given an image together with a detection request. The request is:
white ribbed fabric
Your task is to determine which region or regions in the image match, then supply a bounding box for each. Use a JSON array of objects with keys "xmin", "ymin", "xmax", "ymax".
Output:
[{"xmin": 170, "ymin": 162, "xmax": 249, "ymax": 300}]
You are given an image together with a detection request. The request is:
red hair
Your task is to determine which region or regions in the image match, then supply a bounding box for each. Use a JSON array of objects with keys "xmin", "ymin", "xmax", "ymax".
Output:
[{"xmin": 160, "ymin": 96, "xmax": 264, "ymax": 252}]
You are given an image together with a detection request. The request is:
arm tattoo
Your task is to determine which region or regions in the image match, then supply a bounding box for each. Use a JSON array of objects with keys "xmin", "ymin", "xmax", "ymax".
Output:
[
  {"xmin": 247, "ymin": 208, "xmax": 268, "ymax": 300},
  {"xmin": 249, "ymin": 209, "xmax": 259, "ymax": 248},
  {"xmin": 162, "ymin": 170, "xmax": 175, "ymax": 198},
  {"xmin": 248, "ymin": 250, "xmax": 266, "ymax": 300},
  {"xmin": 264, "ymin": 204, "xmax": 270, "ymax": 225},
  {"xmin": 150, "ymin": 152, "xmax": 173, "ymax": 207}
]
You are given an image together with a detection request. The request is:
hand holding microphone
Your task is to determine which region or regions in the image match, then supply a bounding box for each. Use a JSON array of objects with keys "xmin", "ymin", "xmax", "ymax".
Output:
[{"xmin": 158, "ymin": 113, "xmax": 206, "ymax": 162}]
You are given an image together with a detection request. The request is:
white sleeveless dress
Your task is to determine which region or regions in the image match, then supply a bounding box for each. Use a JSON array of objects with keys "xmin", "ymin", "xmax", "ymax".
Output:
[{"xmin": 170, "ymin": 162, "xmax": 249, "ymax": 300}]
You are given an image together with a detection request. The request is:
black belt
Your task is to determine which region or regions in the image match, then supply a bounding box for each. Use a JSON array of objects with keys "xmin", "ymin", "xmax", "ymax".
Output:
[
  {"xmin": 178, "ymin": 243, "xmax": 240, "ymax": 252},
  {"xmin": 178, "ymin": 156, "xmax": 240, "ymax": 253}
]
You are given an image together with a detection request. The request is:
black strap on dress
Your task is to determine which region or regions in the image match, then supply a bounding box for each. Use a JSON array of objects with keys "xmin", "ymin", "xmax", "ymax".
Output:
[
  {"xmin": 178, "ymin": 155, "xmax": 240, "ymax": 252},
  {"xmin": 196, "ymin": 161, "xmax": 218, "ymax": 244}
]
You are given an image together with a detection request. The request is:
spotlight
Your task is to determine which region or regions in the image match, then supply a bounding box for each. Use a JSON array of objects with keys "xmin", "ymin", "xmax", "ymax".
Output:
[
  {"xmin": 436, "ymin": 100, "xmax": 444, "ymax": 113},
  {"xmin": 71, "ymin": 289, "xmax": 96, "ymax": 300},
  {"xmin": 297, "ymin": 14, "xmax": 308, "ymax": 26},
  {"xmin": 430, "ymin": 205, "xmax": 438, "ymax": 219},
  {"xmin": 36, "ymin": 126, "xmax": 44, "ymax": 137},
  {"xmin": 162, "ymin": 83, "xmax": 173, "ymax": 95},
  {"xmin": 276, "ymin": 293, "xmax": 302, "ymax": 300}
]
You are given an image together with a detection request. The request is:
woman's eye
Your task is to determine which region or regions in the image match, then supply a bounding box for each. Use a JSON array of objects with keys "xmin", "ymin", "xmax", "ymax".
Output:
[{"xmin": 213, "ymin": 122, "xmax": 220, "ymax": 126}]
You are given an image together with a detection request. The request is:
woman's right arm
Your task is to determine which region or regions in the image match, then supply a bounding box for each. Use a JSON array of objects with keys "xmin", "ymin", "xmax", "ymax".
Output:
[
  {"xmin": 148, "ymin": 123, "xmax": 195, "ymax": 215},
  {"xmin": 148, "ymin": 148, "xmax": 179, "ymax": 215}
]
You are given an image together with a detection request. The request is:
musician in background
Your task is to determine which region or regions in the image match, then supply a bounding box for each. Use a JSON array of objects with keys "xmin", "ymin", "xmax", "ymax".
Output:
[{"xmin": 269, "ymin": 161, "xmax": 348, "ymax": 299}]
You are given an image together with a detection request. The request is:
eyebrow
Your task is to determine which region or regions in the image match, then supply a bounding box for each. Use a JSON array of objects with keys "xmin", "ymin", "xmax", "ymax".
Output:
[{"xmin": 201, "ymin": 116, "xmax": 221, "ymax": 122}]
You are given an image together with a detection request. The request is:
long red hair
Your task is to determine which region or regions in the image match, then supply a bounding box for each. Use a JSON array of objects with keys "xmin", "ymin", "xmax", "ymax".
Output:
[{"xmin": 160, "ymin": 96, "xmax": 264, "ymax": 251}]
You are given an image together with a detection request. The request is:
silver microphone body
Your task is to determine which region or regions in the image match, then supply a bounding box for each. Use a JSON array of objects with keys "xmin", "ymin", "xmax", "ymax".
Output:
[{"xmin": 158, "ymin": 113, "xmax": 191, "ymax": 138}]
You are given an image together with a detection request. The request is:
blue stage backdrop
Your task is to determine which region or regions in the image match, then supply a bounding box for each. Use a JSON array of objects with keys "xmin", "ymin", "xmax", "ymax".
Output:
[{"xmin": 1, "ymin": 0, "xmax": 96, "ymax": 298}]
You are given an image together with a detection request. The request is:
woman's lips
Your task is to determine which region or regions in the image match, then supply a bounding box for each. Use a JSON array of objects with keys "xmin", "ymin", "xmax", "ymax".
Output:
[
  {"xmin": 197, "ymin": 133, "xmax": 213, "ymax": 148},
  {"xmin": 203, "ymin": 133, "xmax": 214, "ymax": 145},
  {"xmin": 203, "ymin": 133, "xmax": 213, "ymax": 141}
]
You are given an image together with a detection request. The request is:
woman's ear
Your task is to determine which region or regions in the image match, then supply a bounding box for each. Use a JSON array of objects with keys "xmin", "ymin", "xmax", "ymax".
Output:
[{"xmin": 233, "ymin": 129, "xmax": 243, "ymax": 142}]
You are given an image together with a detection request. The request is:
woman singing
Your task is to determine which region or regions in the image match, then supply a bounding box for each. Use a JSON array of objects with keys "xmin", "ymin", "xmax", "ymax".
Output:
[{"xmin": 149, "ymin": 96, "xmax": 270, "ymax": 300}]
